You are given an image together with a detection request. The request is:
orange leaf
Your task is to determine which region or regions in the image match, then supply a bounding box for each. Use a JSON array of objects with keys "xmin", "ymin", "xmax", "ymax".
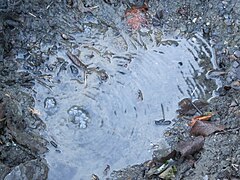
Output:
[{"xmin": 189, "ymin": 114, "xmax": 212, "ymax": 126}]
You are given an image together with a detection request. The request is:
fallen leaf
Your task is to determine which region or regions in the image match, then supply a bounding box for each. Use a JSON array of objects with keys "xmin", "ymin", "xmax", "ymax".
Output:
[
  {"xmin": 177, "ymin": 98, "xmax": 208, "ymax": 116},
  {"xmin": 189, "ymin": 114, "xmax": 212, "ymax": 126},
  {"xmin": 175, "ymin": 136, "xmax": 204, "ymax": 158},
  {"xmin": 125, "ymin": 4, "xmax": 148, "ymax": 30},
  {"xmin": 190, "ymin": 120, "xmax": 224, "ymax": 137}
]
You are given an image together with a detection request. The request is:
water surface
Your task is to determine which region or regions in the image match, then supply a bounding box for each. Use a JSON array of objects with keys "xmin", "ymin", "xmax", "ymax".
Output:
[{"xmin": 33, "ymin": 30, "xmax": 215, "ymax": 179}]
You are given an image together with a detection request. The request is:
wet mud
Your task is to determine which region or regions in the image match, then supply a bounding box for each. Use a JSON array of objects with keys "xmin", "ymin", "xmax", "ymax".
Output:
[{"xmin": 0, "ymin": 0, "xmax": 239, "ymax": 179}]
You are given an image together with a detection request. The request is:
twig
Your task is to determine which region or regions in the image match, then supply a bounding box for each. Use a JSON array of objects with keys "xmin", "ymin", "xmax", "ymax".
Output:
[
  {"xmin": 66, "ymin": 51, "xmax": 88, "ymax": 70},
  {"xmin": 191, "ymin": 101, "xmax": 203, "ymax": 115},
  {"xmin": 66, "ymin": 51, "xmax": 88, "ymax": 87},
  {"xmin": 161, "ymin": 103, "xmax": 165, "ymax": 120},
  {"xmin": 28, "ymin": 12, "xmax": 37, "ymax": 18},
  {"xmin": 216, "ymin": 127, "xmax": 240, "ymax": 135},
  {"xmin": 46, "ymin": 1, "xmax": 53, "ymax": 10}
]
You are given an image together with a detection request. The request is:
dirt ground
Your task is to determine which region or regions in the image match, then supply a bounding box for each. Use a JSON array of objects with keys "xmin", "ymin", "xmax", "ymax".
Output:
[{"xmin": 0, "ymin": 0, "xmax": 239, "ymax": 179}]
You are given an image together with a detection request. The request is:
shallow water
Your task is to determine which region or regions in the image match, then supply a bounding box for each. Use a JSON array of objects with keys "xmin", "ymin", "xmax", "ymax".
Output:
[{"xmin": 32, "ymin": 28, "xmax": 215, "ymax": 179}]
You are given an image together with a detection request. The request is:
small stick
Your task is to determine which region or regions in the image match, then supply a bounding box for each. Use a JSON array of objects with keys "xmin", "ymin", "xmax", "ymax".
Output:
[
  {"xmin": 66, "ymin": 51, "xmax": 88, "ymax": 70},
  {"xmin": 28, "ymin": 12, "xmax": 37, "ymax": 18},
  {"xmin": 191, "ymin": 101, "xmax": 203, "ymax": 115},
  {"xmin": 161, "ymin": 104, "xmax": 165, "ymax": 120},
  {"xmin": 46, "ymin": 1, "xmax": 53, "ymax": 10},
  {"xmin": 66, "ymin": 51, "xmax": 88, "ymax": 87}
]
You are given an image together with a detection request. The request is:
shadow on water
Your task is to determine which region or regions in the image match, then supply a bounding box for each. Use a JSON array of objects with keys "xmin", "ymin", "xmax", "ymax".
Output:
[{"xmin": 30, "ymin": 26, "xmax": 216, "ymax": 179}]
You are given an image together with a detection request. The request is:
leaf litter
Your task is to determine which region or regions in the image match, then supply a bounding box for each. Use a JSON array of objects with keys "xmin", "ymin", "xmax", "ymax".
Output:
[
  {"xmin": 147, "ymin": 98, "xmax": 225, "ymax": 178},
  {"xmin": 190, "ymin": 120, "xmax": 225, "ymax": 137}
]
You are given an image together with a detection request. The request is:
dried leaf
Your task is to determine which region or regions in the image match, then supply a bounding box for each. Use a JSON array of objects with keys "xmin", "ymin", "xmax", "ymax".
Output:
[
  {"xmin": 125, "ymin": 4, "xmax": 148, "ymax": 30},
  {"xmin": 175, "ymin": 136, "xmax": 204, "ymax": 158},
  {"xmin": 189, "ymin": 114, "xmax": 212, "ymax": 126},
  {"xmin": 190, "ymin": 120, "xmax": 224, "ymax": 137},
  {"xmin": 177, "ymin": 98, "xmax": 208, "ymax": 116}
]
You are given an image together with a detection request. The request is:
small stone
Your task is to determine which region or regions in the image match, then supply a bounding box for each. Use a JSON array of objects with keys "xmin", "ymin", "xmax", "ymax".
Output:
[
  {"xmin": 203, "ymin": 175, "xmax": 209, "ymax": 180},
  {"xmin": 231, "ymin": 80, "xmax": 240, "ymax": 90},
  {"xmin": 230, "ymin": 100, "xmax": 238, "ymax": 107},
  {"xmin": 233, "ymin": 50, "xmax": 240, "ymax": 58},
  {"xmin": 70, "ymin": 65, "xmax": 79, "ymax": 75},
  {"xmin": 164, "ymin": 131, "xmax": 172, "ymax": 137},
  {"xmin": 61, "ymin": 33, "xmax": 69, "ymax": 40},
  {"xmin": 232, "ymin": 61, "xmax": 239, "ymax": 68},
  {"xmin": 180, "ymin": 25, "xmax": 187, "ymax": 32},
  {"xmin": 192, "ymin": 17, "xmax": 197, "ymax": 23}
]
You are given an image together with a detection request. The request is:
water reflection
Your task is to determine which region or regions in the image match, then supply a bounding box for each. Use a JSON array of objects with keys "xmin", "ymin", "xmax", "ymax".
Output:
[{"xmin": 33, "ymin": 32, "xmax": 215, "ymax": 179}]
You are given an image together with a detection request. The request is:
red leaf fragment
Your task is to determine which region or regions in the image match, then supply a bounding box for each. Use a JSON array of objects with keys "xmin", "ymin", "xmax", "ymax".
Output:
[
  {"xmin": 125, "ymin": 4, "xmax": 148, "ymax": 30},
  {"xmin": 190, "ymin": 120, "xmax": 224, "ymax": 137}
]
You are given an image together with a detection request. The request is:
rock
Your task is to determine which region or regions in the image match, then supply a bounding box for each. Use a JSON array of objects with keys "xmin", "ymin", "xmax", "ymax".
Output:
[
  {"xmin": 0, "ymin": 163, "xmax": 11, "ymax": 180},
  {"xmin": 4, "ymin": 159, "xmax": 48, "ymax": 180},
  {"xmin": 231, "ymin": 80, "xmax": 240, "ymax": 90},
  {"xmin": 0, "ymin": 145, "xmax": 34, "ymax": 167},
  {"xmin": 9, "ymin": 130, "xmax": 48, "ymax": 154},
  {"xmin": 233, "ymin": 50, "xmax": 240, "ymax": 58}
]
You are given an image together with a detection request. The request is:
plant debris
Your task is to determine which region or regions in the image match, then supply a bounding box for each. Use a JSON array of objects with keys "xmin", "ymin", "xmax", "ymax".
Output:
[
  {"xmin": 189, "ymin": 113, "xmax": 213, "ymax": 126},
  {"xmin": 190, "ymin": 120, "xmax": 225, "ymax": 137},
  {"xmin": 125, "ymin": 3, "xmax": 148, "ymax": 30},
  {"xmin": 175, "ymin": 136, "xmax": 205, "ymax": 158},
  {"xmin": 176, "ymin": 98, "xmax": 208, "ymax": 116}
]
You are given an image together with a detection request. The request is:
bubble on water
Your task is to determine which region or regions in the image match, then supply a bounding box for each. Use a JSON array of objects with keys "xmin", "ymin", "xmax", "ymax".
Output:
[
  {"xmin": 44, "ymin": 97, "xmax": 57, "ymax": 108},
  {"xmin": 68, "ymin": 106, "xmax": 89, "ymax": 129}
]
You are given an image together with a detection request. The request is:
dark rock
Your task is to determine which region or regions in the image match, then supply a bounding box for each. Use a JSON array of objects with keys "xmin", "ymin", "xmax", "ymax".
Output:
[
  {"xmin": 4, "ymin": 159, "xmax": 48, "ymax": 180},
  {"xmin": 0, "ymin": 163, "xmax": 11, "ymax": 179},
  {"xmin": 0, "ymin": 145, "xmax": 34, "ymax": 167}
]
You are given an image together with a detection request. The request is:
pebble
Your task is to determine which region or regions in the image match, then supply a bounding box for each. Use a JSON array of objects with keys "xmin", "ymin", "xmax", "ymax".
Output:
[
  {"xmin": 180, "ymin": 25, "xmax": 187, "ymax": 32},
  {"xmin": 232, "ymin": 61, "xmax": 239, "ymax": 68},
  {"xmin": 233, "ymin": 50, "xmax": 240, "ymax": 58},
  {"xmin": 231, "ymin": 80, "xmax": 240, "ymax": 90},
  {"xmin": 70, "ymin": 65, "xmax": 79, "ymax": 75},
  {"xmin": 61, "ymin": 33, "xmax": 69, "ymax": 40}
]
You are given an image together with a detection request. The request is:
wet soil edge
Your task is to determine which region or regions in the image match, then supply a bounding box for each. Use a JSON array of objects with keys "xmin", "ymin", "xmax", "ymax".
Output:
[{"xmin": 0, "ymin": 0, "xmax": 240, "ymax": 179}]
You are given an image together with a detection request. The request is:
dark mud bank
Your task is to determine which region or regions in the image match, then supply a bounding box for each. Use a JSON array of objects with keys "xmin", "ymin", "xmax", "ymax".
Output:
[{"xmin": 0, "ymin": 0, "xmax": 240, "ymax": 179}]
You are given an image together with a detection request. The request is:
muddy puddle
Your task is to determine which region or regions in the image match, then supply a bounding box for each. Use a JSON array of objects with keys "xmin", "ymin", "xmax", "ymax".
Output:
[{"xmin": 28, "ymin": 27, "xmax": 216, "ymax": 179}]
